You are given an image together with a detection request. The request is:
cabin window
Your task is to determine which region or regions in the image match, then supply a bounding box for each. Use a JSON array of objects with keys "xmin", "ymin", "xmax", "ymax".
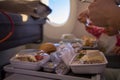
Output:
[{"xmin": 41, "ymin": 0, "xmax": 70, "ymax": 25}]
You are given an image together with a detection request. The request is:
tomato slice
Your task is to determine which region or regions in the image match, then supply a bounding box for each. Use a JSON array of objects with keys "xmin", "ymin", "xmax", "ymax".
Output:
[{"xmin": 35, "ymin": 55, "xmax": 43, "ymax": 61}]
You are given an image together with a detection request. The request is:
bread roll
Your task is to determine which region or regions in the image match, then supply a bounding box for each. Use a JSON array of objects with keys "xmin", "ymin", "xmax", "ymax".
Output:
[{"xmin": 38, "ymin": 42, "xmax": 56, "ymax": 54}]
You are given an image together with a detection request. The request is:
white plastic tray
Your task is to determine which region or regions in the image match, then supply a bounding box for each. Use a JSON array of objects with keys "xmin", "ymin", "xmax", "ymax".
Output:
[
  {"xmin": 69, "ymin": 51, "xmax": 108, "ymax": 74},
  {"xmin": 10, "ymin": 49, "xmax": 50, "ymax": 70}
]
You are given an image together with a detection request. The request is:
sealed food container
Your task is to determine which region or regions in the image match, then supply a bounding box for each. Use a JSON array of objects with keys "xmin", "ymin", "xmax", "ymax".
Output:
[
  {"xmin": 81, "ymin": 36, "xmax": 98, "ymax": 49},
  {"xmin": 43, "ymin": 62, "xmax": 57, "ymax": 72},
  {"xmin": 55, "ymin": 62, "xmax": 70, "ymax": 75},
  {"xmin": 69, "ymin": 50, "xmax": 108, "ymax": 74},
  {"xmin": 10, "ymin": 49, "xmax": 50, "ymax": 70}
]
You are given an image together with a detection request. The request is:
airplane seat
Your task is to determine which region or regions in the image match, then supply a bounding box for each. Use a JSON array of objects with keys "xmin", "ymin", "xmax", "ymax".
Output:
[
  {"xmin": 0, "ymin": 12, "xmax": 46, "ymax": 80},
  {"xmin": 0, "ymin": 12, "xmax": 45, "ymax": 51}
]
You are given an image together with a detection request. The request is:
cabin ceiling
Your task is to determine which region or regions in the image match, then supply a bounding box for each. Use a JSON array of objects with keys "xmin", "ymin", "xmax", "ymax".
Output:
[{"xmin": 0, "ymin": 0, "xmax": 52, "ymax": 18}]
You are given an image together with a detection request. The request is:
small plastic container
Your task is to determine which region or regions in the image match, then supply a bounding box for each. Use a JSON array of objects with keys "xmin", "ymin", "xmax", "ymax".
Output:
[
  {"xmin": 55, "ymin": 62, "xmax": 70, "ymax": 75},
  {"xmin": 43, "ymin": 62, "xmax": 57, "ymax": 72}
]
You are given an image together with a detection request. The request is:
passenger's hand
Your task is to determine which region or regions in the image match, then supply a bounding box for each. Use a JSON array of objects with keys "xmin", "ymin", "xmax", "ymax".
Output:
[
  {"xmin": 88, "ymin": 0, "xmax": 120, "ymax": 29},
  {"xmin": 112, "ymin": 46, "xmax": 120, "ymax": 55}
]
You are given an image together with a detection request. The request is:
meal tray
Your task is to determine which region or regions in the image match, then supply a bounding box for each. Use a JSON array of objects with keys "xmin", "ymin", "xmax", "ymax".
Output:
[
  {"xmin": 10, "ymin": 49, "xmax": 50, "ymax": 70},
  {"xmin": 69, "ymin": 51, "xmax": 108, "ymax": 74}
]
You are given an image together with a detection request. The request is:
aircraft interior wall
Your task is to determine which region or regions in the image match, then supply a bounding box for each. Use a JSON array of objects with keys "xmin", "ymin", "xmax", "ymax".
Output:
[{"xmin": 72, "ymin": 0, "xmax": 92, "ymax": 37}]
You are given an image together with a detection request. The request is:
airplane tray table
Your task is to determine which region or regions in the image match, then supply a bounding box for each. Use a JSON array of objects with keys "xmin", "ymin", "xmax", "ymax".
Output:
[{"xmin": 3, "ymin": 64, "xmax": 101, "ymax": 80}]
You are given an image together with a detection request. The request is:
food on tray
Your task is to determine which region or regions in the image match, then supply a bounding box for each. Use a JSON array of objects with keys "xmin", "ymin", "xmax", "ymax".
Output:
[
  {"xmin": 72, "ymin": 50, "xmax": 105, "ymax": 64},
  {"xmin": 71, "ymin": 42, "xmax": 82, "ymax": 48},
  {"xmin": 35, "ymin": 54, "xmax": 44, "ymax": 61},
  {"xmin": 38, "ymin": 42, "xmax": 56, "ymax": 54},
  {"xmin": 71, "ymin": 42, "xmax": 83, "ymax": 53},
  {"xmin": 15, "ymin": 53, "xmax": 44, "ymax": 62},
  {"xmin": 80, "ymin": 53, "xmax": 104, "ymax": 64},
  {"xmin": 15, "ymin": 54, "xmax": 37, "ymax": 62},
  {"xmin": 81, "ymin": 36, "xmax": 96, "ymax": 47},
  {"xmin": 76, "ymin": 52, "xmax": 85, "ymax": 59}
]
